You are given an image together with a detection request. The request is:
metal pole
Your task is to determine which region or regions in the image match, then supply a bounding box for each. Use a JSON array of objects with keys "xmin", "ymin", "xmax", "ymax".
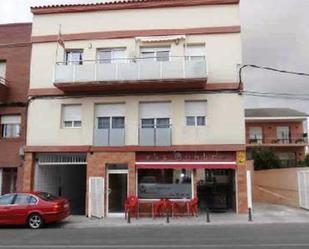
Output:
[
  {"xmin": 206, "ymin": 208, "xmax": 210, "ymax": 223},
  {"xmin": 248, "ymin": 207, "xmax": 252, "ymax": 222},
  {"xmin": 127, "ymin": 209, "xmax": 131, "ymax": 224},
  {"xmin": 166, "ymin": 209, "xmax": 170, "ymax": 223}
]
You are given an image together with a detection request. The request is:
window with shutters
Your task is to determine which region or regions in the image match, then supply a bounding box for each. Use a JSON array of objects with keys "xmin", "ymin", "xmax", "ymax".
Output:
[
  {"xmin": 185, "ymin": 101, "xmax": 207, "ymax": 126},
  {"xmin": 0, "ymin": 61, "xmax": 6, "ymax": 83},
  {"xmin": 62, "ymin": 104, "xmax": 82, "ymax": 128},
  {"xmin": 140, "ymin": 46, "xmax": 170, "ymax": 62},
  {"xmin": 97, "ymin": 48, "xmax": 126, "ymax": 64},
  {"xmin": 1, "ymin": 115, "xmax": 21, "ymax": 138},
  {"xmin": 185, "ymin": 44, "xmax": 206, "ymax": 61}
]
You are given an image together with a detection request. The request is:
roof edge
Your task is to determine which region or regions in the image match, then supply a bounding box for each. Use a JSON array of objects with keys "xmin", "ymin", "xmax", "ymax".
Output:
[
  {"xmin": 0, "ymin": 22, "xmax": 32, "ymax": 27},
  {"xmin": 31, "ymin": 0, "xmax": 240, "ymax": 15}
]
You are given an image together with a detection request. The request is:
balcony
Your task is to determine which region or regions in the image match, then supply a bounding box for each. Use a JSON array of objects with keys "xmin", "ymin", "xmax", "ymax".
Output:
[
  {"xmin": 139, "ymin": 125, "xmax": 172, "ymax": 146},
  {"xmin": 54, "ymin": 57, "xmax": 207, "ymax": 93},
  {"xmin": 246, "ymin": 133, "xmax": 308, "ymax": 146},
  {"xmin": 0, "ymin": 77, "xmax": 8, "ymax": 103},
  {"xmin": 93, "ymin": 127, "xmax": 125, "ymax": 146}
]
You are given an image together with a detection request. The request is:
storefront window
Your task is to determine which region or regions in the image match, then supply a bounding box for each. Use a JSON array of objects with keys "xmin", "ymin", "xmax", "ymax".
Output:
[{"xmin": 138, "ymin": 169, "xmax": 192, "ymax": 199}]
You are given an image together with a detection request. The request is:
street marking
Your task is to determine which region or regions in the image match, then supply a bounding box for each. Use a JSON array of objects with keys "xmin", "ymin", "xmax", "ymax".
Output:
[{"xmin": 1, "ymin": 244, "xmax": 309, "ymax": 248}]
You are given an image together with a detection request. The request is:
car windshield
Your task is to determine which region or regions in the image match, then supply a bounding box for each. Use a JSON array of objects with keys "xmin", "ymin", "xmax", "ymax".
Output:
[{"xmin": 36, "ymin": 192, "xmax": 58, "ymax": 201}]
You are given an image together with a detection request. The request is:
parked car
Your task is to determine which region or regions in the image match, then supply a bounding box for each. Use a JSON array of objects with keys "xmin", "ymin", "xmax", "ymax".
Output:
[{"xmin": 0, "ymin": 192, "xmax": 70, "ymax": 229}]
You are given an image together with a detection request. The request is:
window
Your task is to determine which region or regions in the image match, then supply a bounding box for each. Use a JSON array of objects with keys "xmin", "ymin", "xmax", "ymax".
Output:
[
  {"xmin": 62, "ymin": 105, "xmax": 82, "ymax": 128},
  {"xmin": 185, "ymin": 44, "xmax": 205, "ymax": 61},
  {"xmin": 0, "ymin": 61, "xmax": 6, "ymax": 82},
  {"xmin": 14, "ymin": 194, "xmax": 37, "ymax": 205},
  {"xmin": 1, "ymin": 115, "xmax": 21, "ymax": 138},
  {"xmin": 138, "ymin": 169, "xmax": 192, "ymax": 199},
  {"xmin": 65, "ymin": 50, "xmax": 83, "ymax": 65},
  {"xmin": 185, "ymin": 101, "xmax": 207, "ymax": 126},
  {"xmin": 140, "ymin": 47, "xmax": 170, "ymax": 62},
  {"xmin": 97, "ymin": 117, "xmax": 125, "ymax": 129},
  {"xmin": 0, "ymin": 194, "xmax": 15, "ymax": 205},
  {"xmin": 97, "ymin": 48, "xmax": 126, "ymax": 64},
  {"xmin": 277, "ymin": 126, "xmax": 290, "ymax": 143},
  {"xmin": 36, "ymin": 192, "xmax": 58, "ymax": 202},
  {"xmin": 249, "ymin": 127, "xmax": 263, "ymax": 144}
]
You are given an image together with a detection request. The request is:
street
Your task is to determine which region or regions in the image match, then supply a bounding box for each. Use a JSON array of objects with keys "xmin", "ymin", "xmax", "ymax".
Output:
[{"xmin": 1, "ymin": 223, "xmax": 309, "ymax": 249}]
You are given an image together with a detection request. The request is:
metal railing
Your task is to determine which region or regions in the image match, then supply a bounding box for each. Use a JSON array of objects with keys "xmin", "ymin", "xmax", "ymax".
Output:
[
  {"xmin": 54, "ymin": 56, "xmax": 207, "ymax": 83},
  {"xmin": 247, "ymin": 134, "xmax": 308, "ymax": 144}
]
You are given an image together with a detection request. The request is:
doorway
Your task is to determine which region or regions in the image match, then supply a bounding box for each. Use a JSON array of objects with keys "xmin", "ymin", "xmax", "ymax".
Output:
[{"xmin": 107, "ymin": 170, "xmax": 128, "ymax": 216}]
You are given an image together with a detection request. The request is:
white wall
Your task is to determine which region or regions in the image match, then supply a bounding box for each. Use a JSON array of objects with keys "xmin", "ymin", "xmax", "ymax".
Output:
[
  {"xmin": 27, "ymin": 93, "xmax": 245, "ymax": 146},
  {"xmin": 32, "ymin": 5, "xmax": 239, "ymax": 36}
]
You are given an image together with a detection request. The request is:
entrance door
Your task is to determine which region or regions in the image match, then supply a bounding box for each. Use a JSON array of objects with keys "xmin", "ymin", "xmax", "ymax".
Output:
[{"xmin": 107, "ymin": 170, "xmax": 128, "ymax": 215}]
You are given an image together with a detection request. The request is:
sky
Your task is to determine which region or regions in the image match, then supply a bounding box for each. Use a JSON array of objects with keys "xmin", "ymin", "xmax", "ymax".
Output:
[{"xmin": 0, "ymin": 0, "xmax": 309, "ymax": 115}]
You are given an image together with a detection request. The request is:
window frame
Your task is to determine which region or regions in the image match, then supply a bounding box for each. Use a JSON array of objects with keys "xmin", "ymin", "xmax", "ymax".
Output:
[
  {"xmin": 61, "ymin": 104, "xmax": 82, "ymax": 129},
  {"xmin": 185, "ymin": 101, "xmax": 207, "ymax": 127},
  {"xmin": 140, "ymin": 46, "xmax": 171, "ymax": 62},
  {"xmin": 0, "ymin": 115, "xmax": 22, "ymax": 139},
  {"xmin": 65, "ymin": 49, "xmax": 83, "ymax": 65},
  {"xmin": 97, "ymin": 48, "xmax": 126, "ymax": 64}
]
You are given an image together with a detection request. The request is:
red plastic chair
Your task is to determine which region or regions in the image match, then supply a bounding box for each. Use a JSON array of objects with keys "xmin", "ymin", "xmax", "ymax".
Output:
[
  {"xmin": 124, "ymin": 196, "xmax": 139, "ymax": 219},
  {"xmin": 187, "ymin": 197, "xmax": 198, "ymax": 217},
  {"xmin": 153, "ymin": 198, "xmax": 173, "ymax": 218}
]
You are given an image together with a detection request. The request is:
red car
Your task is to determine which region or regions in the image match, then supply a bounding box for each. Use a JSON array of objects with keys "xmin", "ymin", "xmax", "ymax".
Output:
[{"xmin": 0, "ymin": 192, "xmax": 70, "ymax": 229}]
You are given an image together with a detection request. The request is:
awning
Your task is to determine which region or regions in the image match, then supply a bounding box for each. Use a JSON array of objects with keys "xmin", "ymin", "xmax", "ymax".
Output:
[
  {"xmin": 135, "ymin": 35, "xmax": 186, "ymax": 43},
  {"xmin": 136, "ymin": 162, "xmax": 237, "ymax": 169}
]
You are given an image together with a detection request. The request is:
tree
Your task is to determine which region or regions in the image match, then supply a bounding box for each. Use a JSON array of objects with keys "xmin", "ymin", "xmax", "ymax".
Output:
[{"xmin": 251, "ymin": 147, "xmax": 281, "ymax": 170}]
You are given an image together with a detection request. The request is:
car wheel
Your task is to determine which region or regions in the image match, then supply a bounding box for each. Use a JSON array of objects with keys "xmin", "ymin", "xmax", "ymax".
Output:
[{"xmin": 28, "ymin": 214, "xmax": 43, "ymax": 229}]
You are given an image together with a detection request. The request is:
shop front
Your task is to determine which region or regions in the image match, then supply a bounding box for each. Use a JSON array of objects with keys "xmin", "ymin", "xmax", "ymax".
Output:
[{"xmin": 135, "ymin": 151, "xmax": 238, "ymax": 215}]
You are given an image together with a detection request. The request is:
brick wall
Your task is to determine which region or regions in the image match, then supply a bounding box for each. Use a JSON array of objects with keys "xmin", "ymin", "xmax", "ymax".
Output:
[{"xmin": 86, "ymin": 152, "xmax": 136, "ymax": 216}]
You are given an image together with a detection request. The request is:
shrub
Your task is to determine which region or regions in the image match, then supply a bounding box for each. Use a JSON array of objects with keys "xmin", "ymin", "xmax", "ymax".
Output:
[
  {"xmin": 251, "ymin": 147, "xmax": 281, "ymax": 170},
  {"xmin": 305, "ymin": 154, "xmax": 309, "ymax": 166}
]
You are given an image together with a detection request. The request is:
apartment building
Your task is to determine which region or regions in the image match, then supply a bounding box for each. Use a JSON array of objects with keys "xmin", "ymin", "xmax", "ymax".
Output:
[
  {"xmin": 24, "ymin": 0, "xmax": 247, "ymax": 216},
  {"xmin": 246, "ymin": 108, "xmax": 308, "ymax": 167},
  {"xmin": 0, "ymin": 23, "xmax": 32, "ymax": 195}
]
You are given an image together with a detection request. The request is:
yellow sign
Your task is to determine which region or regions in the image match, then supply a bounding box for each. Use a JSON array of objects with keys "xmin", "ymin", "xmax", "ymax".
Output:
[{"xmin": 237, "ymin": 151, "xmax": 246, "ymax": 165}]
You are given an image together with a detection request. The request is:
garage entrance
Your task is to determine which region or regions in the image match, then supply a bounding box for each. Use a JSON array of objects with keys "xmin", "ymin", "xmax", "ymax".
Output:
[
  {"xmin": 34, "ymin": 153, "xmax": 87, "ymax": 215},
  {"xmin": 196, "ymin": 169, "xmax": 236, "ymax": 212}
]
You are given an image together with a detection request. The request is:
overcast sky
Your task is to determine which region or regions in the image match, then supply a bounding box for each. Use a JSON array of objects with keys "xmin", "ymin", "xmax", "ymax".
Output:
[{"xmin": 0, "ymin": 0, "xmax": 309, "ymax": 114}]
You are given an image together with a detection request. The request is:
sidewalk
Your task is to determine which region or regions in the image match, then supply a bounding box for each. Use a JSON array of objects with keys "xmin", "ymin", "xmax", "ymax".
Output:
[{"xmin": 59, "ymin": 203, "xmax": 309, "ymax": 229}]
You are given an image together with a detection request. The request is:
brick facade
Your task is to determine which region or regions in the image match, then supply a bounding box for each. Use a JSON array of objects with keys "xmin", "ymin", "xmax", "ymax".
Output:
[{"xmin": 0, "ymin": 23, "xmax": 32, "ymax": 192}]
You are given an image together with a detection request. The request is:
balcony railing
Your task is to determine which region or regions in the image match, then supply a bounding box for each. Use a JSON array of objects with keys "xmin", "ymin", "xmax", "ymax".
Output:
[
  {"xmin": 247, "ymin": 134, "xmax": 308, "ymax": 145},
  {"xmin": 93, "ymin": 128, "xmax": 125, "ymax": 146},
  {"xmin": 0, "ymin": 76, "xmax": 8, "ymax": 85},
  {"xmin": 139, "ymin": 125, "xmax": 172, "ymax": 146},
  {"xmin": 54, "ymin": 56, "xmax": 207, "ymax": 83}
]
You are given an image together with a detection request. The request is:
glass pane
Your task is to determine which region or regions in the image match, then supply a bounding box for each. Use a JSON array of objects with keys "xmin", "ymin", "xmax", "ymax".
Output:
[
  {"xmin": 186, "ymin": 116, "xmax": 195, "ymax": 126},
  {"xmin": 98, "ymin": 117, "xmax": 110, "ymax": 129},
  {"xmin": 14, "ymin": 194, "xmax": 30, "ymax": 205},
  {"xmin": 66, "ymin": 51, "xmax": 83, "ymax": 65},
  {"xmin": 156, "ymin": 51, "xmax": 169, "ymax": 61},
  {"xmin": 98, "ymin": 50, "xmax": 112, "ymax": 64},
  {"xmin": 1, "ymin": 124, "xmax": 21, "ymax": 138},
  {"xmin": 0, "ymin": 194, "xmax": 15, "ymax": 205},
  {"xmin": 197, "ymin": 116, "xmax": 206, "ymax": 126},
  {"xmin": 63, "ymin": 121, "xmax": 73, "ymax": 128},
  {"xmin": 141, "ymin": 52, "xmax": 155, "ymax": 62},
  {"xmin": 156, "ymin": 118, "xmax": 170, "ymax": 128},
  {"xmin": 141, "ymin": 118, "xmax": 155, "ymax": 128},
  {"xmin": 112, "ymin": 117, "xmax": 125, "ymax": 129},
  {"xmin": 73, "ymin": 121, "xmax": 82, "ymax": 128},
  {"xmin": 29, "ymin": 196, "xmax": 37, "ymax": 204},
  {"xmin": 138, "ymin": 169, "xmax": 192, "ymax": 199}
]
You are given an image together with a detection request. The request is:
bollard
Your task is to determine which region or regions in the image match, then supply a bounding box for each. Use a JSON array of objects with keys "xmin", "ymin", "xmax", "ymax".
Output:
[
  {"xmin": 206, "ymin": 209, "xmax": 210, "ymax": 223},
  {"xmin": 248, "ymin": 208, "xmax": 253, "ymax": 222},
  {"xmin": 166, "ymin": 210, "xmax": 170, "ymax": 223},
  {"xmin": 127, "ymin": 210, "xmax": 131, "ymax": 224}
]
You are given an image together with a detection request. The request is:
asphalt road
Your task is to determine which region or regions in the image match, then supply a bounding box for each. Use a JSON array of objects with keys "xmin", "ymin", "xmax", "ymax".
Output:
[{"xmin": 0, "ymin": 223, "xmax": 309, "ymax": 249}]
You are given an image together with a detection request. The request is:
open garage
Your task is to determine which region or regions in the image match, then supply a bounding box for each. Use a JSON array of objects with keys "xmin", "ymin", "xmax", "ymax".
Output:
[{"xmin": 34, "ymin": 153, "xmax": 87, "ymax": 215}]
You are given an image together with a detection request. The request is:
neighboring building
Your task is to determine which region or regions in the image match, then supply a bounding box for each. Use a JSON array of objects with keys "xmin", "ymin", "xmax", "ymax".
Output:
[
  {"xmin": 25, "ymin": 0, "xmax": 247, "ymax": 216},
  {"xmin": 245, "ymin": 108, "xmax": 308, "ymax": 167},
  {"xmin": 0, "ymin": 23, "xmax": 32, "ymax": 195}
]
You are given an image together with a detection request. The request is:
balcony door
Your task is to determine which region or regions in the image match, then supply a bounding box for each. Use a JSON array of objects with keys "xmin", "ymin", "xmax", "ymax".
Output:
[
  {"xmin": 94, "ymin": 104, "xmax": 125, "ymax": 146},
  {"xmin": 277, "ymin": 126, "xmax": 290, "ymax": 144},
  {"xmin": 139, "ymin": 102, "xmax": 171, "ymax": 146}
]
